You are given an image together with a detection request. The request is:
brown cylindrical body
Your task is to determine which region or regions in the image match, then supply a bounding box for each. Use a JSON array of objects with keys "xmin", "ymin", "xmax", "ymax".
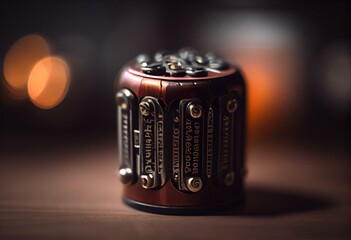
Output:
[{"xmin": 116, "ymin": 49, "xmax": 246, "ymax": 214}]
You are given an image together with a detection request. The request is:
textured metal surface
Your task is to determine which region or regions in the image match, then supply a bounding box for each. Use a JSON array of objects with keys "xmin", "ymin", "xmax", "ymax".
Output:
[
  {"xmin": 171, "ymin": 100, "xmax": 181, "ymax": 185},
  {"xmin": 206, "ymin": 107, "xmax": 214, "ymax": 179},
  {"xmin": 178, "ymin": 99, "xmax": 205, "ymax": 192},
  {"xmin": 217, "ymin": 93, "xmax": 239, "ymax": 186},
  {"xmin": 116, "ymin": 89, "xmax": 137, "ymax": 184},
  {"xmin": 139, "ymin": 97, "xmax": 165, "ymax": 189},
  {"xmin": 137, "ymin": 48, "xmax": 229, "ymax": 78}
]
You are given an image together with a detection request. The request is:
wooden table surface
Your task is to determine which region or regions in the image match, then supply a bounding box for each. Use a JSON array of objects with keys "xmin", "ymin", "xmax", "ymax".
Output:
[{"xmin": 0, "ymin": 138, "xmax": 350, "ymax": 239}]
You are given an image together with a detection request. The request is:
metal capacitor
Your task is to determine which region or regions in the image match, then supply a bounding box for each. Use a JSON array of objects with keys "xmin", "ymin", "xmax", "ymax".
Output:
[{"xmin": 116, "ymin": 48, "xmax": 246, "ymax": 214}]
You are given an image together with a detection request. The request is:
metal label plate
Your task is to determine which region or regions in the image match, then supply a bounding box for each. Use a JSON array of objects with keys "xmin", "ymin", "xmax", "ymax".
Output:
[
  {"xmin": 206, "ymin": 107, "xmax": 214, "ymax": 179},
  {"xmin": 217, "ymin": 93, "xmax": 238, "ymax": 186},
  {"xmin": 178, "ymin": 99, "xmax": 205, "ymax": 192},
  {"xmin": 171, "ymin": 101, "xmax": 180, "ymax": 185},
  {"xmin": 116, "ymin": 89, "xmax": 137, "ymax": 184},
  {"xmin": 139, "ymin": 97, "xmax": 165, "ymax": 189}
]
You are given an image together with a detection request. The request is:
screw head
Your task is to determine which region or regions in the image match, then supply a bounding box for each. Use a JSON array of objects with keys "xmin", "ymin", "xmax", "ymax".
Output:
[
  {"xmin": 141, "ymin": 174, "xmax": 154, "ymax": 189},
  {"xmin": 119, "ymin": 168, "xmax": 132, "ymax": 184},
  {"xmin": 194, "ymin": 55, "xmax": 208, "ymax": 65},
  {"xmin": 168, "ymin": 61, "xmax": 183, "ymax": 70},
  {"xmin": 139, "ymin": 101, "xmax": 150, "ymax": 116},
  {"xmin": 224, "ymin": 171, "xmax": 235, "ymax": 186},
  {"xmin": 188, "ymin": 103, "xmax": 202, "ymax": 118},
  {"xmin": 227, "ymin": 99, "xmax": 237, "ymax": 113},
  {"xmin": 116, "ymin": 92, "xmax": 128, "ymax": 110},
  {"xmin": 187, "ymin": 177, "xmax": 203, "ymax": 192}
]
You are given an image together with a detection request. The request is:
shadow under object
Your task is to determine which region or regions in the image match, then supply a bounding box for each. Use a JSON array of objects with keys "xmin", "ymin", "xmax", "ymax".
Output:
[{"xmin": 219, "ymin": 186, "xmax": 335, "ymax": 217}]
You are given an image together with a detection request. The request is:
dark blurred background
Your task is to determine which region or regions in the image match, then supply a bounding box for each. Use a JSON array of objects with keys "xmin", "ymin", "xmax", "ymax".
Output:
[{"xmin": 1, "ymin": 0, "xmax": 350, "ymax": 154}]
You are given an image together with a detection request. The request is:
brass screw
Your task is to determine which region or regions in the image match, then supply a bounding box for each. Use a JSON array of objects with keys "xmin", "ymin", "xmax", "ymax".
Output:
[
  {"xmin": 227, "ymin": 99, "xmax": 237, "ymax": 113},
  {"xmin": 224, "ymin": 171, "xmax": 235, "ymax": 186},
  {"xmin": 187, "ymin": 177, "xmax": 203, "ymax": 192},
  {"xmin": 119, "ymin": 167, "xmax": 132, "ymax": 184},
  {"xmin": 141, "ymin": 174, "xmax": 154, "ymax": 189},
  {"xmin": 139, "ymin": 101, "xmax": 150, "ymax": 116},
  {"xmin": 168, "ymin": 61, "xmax": 183, "ymax": 70},
  {"xmin": 188, "ymin": 103, "xmax": 202, "ymax": 118},
  {"xmin": 116, "ymin": 92, "xmax": 128, "ymax": 110}
]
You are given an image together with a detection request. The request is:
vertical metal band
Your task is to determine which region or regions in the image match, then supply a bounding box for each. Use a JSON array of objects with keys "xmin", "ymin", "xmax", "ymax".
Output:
[
  {"xmin": 139, "ymin": 97, "xmax": 165, "ymax": 189},
  {"xmin": 172, "ymin": 102, "xmax": 180, "ymax": 186},
  {"xmin": 178, "ymin": 99, "xmax": 205, "ymax": 193},
  {"xmin": 206, "ymin": 107, "xmax": 214, "ymax": 179},
  {"xmin": 217, "ymin": 93, "xmax": 238, "ymax": 186},
  {"xmin": 116, "ymin": 89, "xmax": 137, "ymax": 184},
  {"xmin": 117, "ymin": 90, "xmax": 241, "ymax": 191}
]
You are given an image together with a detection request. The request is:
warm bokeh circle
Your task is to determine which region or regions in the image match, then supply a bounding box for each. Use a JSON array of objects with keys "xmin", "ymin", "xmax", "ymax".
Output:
[{"xmin": 27, "ymin": 56, "xmax": 70, "ymax": 109}]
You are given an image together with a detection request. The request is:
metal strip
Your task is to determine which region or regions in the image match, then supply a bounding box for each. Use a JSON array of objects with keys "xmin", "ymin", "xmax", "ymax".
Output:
[
  {"xmin": 206, "ymin": 107, "xmax": 214, "ymax": 179},
  {"xmin": 179, "ymin": 99, "xmax": 205, "ymax": 192},
  {"xmin": 139, "ymin": 97, "xmax": 165, "ymax": 189},
  {"xmin": 172, "ymin": 102, "xmax": 180, "ymax": 186},
  {"xmin": 217, "ymin": 94, "xmax": 238, "ymax": 186},
  {"xmin": 116, "ymin": 89, "xmax": 136, "ymax": 184}
]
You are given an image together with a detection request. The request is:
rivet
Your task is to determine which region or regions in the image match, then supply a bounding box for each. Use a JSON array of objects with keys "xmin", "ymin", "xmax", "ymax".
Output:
[
  {"xmin": 141, "ymin": 174, "xmax": 154, "ymax": 189},
  {"xmin": 188, "ymin": 103, "xmax": 202, "ymax": 118},
  {"xmin": 227, "ymin": 99, "xmax": 237, "ymax": 113},
  {"xmin": 224, "ymin": 171, "xmax": 235, "ymax": 186},
  {"xmin": 119, "ymin": 168, "xmax": 132, "ymax": 184},
  {"xmin": 116, "ymin": 92, "xmax": 128, "ymax": 110},
  {"xmin": 139, "ymin": 101, "xmax": 150, "ymax": 116},
  {"xmin": 187, "ymin": 177, "xmax": 203, "ymax": 192}
]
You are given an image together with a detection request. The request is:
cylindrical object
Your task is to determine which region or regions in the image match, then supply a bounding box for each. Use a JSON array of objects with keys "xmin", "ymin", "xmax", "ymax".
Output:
[{"xmin": 115, "ymin": 48, "xmax": 246, "ymax": 214}]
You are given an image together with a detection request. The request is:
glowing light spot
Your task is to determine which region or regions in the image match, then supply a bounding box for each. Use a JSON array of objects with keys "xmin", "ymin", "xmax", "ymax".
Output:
[
  {"xmin": 3, "ymin": 34, "xmax": 50, "ymax": 98},
  {"xmin": 27, "ymin": 56, "xmax": 70, "ymax": 109}
]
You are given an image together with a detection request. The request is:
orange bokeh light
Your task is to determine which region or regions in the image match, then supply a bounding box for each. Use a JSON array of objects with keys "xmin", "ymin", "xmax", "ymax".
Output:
[
  {"xmin": 226, "ymin": 48, "xmax": 300, "ymax": 140},
  {"xmin": 27, "ymin": 56, "xmax": 70, "ymax": 109},
  {"xmin": 245, "ymin": 64, "xmax": 277, "ymax": 136},
  {"xmin": 3, "ymin": 34, "xmax": 50, "ymax": 98}
]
